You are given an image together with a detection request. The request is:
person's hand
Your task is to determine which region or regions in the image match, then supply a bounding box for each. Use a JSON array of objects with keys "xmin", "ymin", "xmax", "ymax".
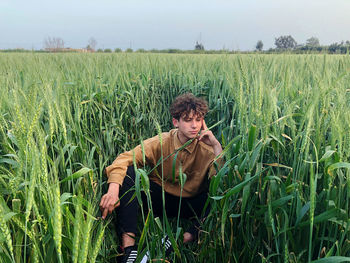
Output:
[
  {"xmin": 99, "ymin": 183, "xmax": 120, "ymax": 219},
  {"xmin": 198, "ymin": 119, "xmax": 222, "ymax": 156}
]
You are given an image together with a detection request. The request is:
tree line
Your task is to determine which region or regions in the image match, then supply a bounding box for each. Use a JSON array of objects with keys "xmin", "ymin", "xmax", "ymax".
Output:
[
  {"xmin": 1, "ymin": 35, "xmax": 350, "ymax": 54},
  {"xmin": 255, "ymin": 35, "xmax": 350, "ymax": 54}
]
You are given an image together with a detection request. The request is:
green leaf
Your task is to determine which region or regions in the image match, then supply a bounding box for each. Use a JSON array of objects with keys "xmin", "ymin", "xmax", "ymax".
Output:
[
  {"xmin": 229, "ymin": 213, "xmax": 241, "ymax": 218},
  {"xmin": 264, "ymin": 176, "xmax": 282, "ymax": 182},
  {"xmin": 224, "ymin": 168, "xmax": 266, "ymax": 199},
  {"xmin": 311, "ymin": 256, "xmax": 350, "ymax": 263},
  {"xmin": 0, "ymin": 158, "xmax": 18, "ymax": 167},
  {"xmin": 172, "ymin": 151, "xmax": 180, "ymax": 183},
  {"xmin": 241, "ymin": 173, "xmax": 251, "ymax": 216},
  {"xmin": 221, "ymin": 198, "xmax": 229, "ymax": 245},
  {"xmin": 138, "ymin": 212, "xmax": 151, "ymax": 252},
  {"xmin": 209, "ymin": 165, "xmax": 228, "ymax": 196},
  {"xmin": 217, "ymin": 135, "xmax": 242, "ymax": 159},
  {"xmin": 325, "ymin": 241, "xmax": 338, "ymax": 258},
  {"xmin": 238, "ymin": 153, "xmax": 249, "ymax": 175},
  {"xmin": 298, "ymin": 208, "xmax": 338, "ymax": 227},
  {"xmin": 134, "ymin": 168, "xmax": 142, "ymax": 206},
  {"xmin": 249, "ymin": 141, "xmax": 263, "ymax": 170},
  {"xmin": 268, "ymin": 133, "xmax": 285, "ymax": 149},
  {"xmin": 60, "ymin": 193, "xmax": 73, "ymax": 204},
  {"xmin": 60, "ymin": 167, "xmax": 92, "ymax": 183},
  {"xmin": 210, "ymin": 196, "xmax": 225, "ymax": 200},
  {"xmin": 271, "ymin": 195, "xmax": 293, "ymax": 208},
  {"xmin": 164, "ymin": 216, "xmax": 180, "ymax": 258},
  {"xmin": 138, "ymin": 168, "xmax": 150, "ymax": 192},
  {"xmin": 3, "ymin": 212, "xmax": 17, "ymax": 221},
  {"xmin": 209, "ymin": 155, "xmax": 237, "ymax": 196},
  {"xmin": 154, "ymin": 217, "xmax": 163, "ymax": 231},
  {"xmin": 248, "ymin": 125, "xmax": 256, "ymax": 151},
  {"xmin": 295, "ymin": 202, "xmax": 310, "ymax": 226},
  {"xmin": 327, "ymin": 162, "xmax": 350, "ymax": 175},
  {"xmin": 179, "ymin": 170, "xmax": 187, "ymax": 188},
  {"xmin": 319, "ymin": 150, "xmax": 336, "ymax": 162}
]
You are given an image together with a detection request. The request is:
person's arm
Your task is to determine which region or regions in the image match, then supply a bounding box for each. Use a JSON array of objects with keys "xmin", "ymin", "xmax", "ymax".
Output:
[
  {"xmin": 99, "ymin": 149, "xmax": 138, "ymax": 219},
  {"xmin": 99, "ymin": 148, "xmax": 140, "ymax": 219},
  {"xmin": 99, "ymin": 135, "xmax": 161, "ymax": 219}
]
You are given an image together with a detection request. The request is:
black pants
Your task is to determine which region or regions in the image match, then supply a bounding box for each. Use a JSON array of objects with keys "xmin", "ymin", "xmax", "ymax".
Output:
[{"xmin": 116, "ymin": 166, "xmax": 209, "ymax": 237}]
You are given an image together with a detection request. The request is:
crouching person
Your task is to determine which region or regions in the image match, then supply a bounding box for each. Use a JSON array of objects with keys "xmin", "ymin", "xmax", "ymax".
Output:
[{"xmin": 99, "ymin": 93, "xmax": 222, "ymax": 262}]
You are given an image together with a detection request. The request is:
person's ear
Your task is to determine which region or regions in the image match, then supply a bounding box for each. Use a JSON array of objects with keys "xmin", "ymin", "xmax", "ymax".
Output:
[{"xmin": 172, "ymin": 118, "xmax": 179, "ymax": 128}]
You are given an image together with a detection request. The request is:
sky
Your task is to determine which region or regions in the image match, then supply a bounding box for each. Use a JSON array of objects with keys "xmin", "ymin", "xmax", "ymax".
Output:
[{"xmin": 1, "ymin": 0, "xmax": 349, "ymax": 51}]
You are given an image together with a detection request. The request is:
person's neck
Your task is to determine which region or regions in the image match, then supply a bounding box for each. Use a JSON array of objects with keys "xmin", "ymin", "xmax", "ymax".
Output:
[{"xmin": 177, "ymin": 130, "xmax": 189, "ymax": 145}]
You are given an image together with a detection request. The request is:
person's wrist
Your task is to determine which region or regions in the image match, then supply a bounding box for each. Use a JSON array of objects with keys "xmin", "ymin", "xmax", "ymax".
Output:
[
  {"xmin": 212, "ymin": 142, "xmax": 222, "ymax": 156},
  {"xmin": 211, "ymin": 139, "xmax": 221, "ymax": 148},
  {"xmin": 108, "ymin": 182, "xmax": 120, "ymax": 193}
]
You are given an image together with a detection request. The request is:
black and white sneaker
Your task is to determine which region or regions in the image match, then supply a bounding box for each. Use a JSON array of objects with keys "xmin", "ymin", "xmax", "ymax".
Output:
[
  {"xmin": 162, "ymin": 235, "xmax": 174, "ymax": 257},
  {"xmin": 139, "ymin": 235, "xmax": 174, "ymax": 262},
  {"xmin": 118, "ymin": 245, "xmax": 138, "ymax": 263}
]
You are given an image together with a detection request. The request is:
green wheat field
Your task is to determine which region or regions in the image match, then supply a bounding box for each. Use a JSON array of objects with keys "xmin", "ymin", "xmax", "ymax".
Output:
[{"xmin": 0, "ymin": 53, "xmax": 350, "ymax": 263}]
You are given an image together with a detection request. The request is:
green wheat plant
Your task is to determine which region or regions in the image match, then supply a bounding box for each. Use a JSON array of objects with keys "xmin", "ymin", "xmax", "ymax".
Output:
[{"xmin": 0, "ymin": 52, "xmax": 350, "ymax": 262}]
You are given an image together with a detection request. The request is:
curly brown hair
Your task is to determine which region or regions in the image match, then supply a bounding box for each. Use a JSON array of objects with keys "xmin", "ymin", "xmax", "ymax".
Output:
[{"xmin": 169, "ymin": 93, "xmax": 208, "ymax": 120}]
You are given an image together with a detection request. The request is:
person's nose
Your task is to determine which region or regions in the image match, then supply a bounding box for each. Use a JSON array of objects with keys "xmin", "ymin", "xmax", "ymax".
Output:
[{"xmin": 191, "ymin": 120, "xmax": 197, "ymax": 129}]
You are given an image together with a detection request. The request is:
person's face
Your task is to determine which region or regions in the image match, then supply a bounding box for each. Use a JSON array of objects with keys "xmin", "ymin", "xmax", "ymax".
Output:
[{"xmin": 173, "ymin": 110, "xmax": 203, "ymax": 143}]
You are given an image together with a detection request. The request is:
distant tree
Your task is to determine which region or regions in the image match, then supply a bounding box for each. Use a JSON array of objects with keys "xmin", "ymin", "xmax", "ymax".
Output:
[
  {"xmin": 137, "ymin": 48, "xmax": 146, "ymax": 53},
  {"xmin": 195, "ymin": 41, "xmax": 204, "ymax": 50},
  {"xmin": 306, "ymin": 37, "xmax": 320, "ymax": 47},
  {"xmin": 44, "ymin": 37, "xmax": 65, "ymax": 52},
  {"xmin": 125, "ymin": 48, "xmax": 133, "ymax": 53},
  {"xmin": 104, "ymin": 48, "xmax": 112, "ymax": 53},
  {"xmin": 97, "ymin": 48, "xmax": 103, "ymax": 52},
  {"xmin": 274, "ymin": 35, "xmax": 297, "ymax": 49},
  {"xmin": 167, "ymin": 49, "xmax": 181, "ymax": 53},
  {"xmin": 328, "ymin": 41, "xmax": 349, "ymax": 54},
  {"xmin": 256, "ymin": 40, "xmax": 263, "ymax": 51},
  {"xmin": 87, "ymin": 37, "xmax": 97, "ymax": 52},
  {"xmin": 114, "ymin": 48, "xmax": 122, "ymax": 53}
]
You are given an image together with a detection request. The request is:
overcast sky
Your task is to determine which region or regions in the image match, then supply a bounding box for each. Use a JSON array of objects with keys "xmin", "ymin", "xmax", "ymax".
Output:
[{"xmin": 1, "ymin": 0, "xmax": 349, "ymax": 51}]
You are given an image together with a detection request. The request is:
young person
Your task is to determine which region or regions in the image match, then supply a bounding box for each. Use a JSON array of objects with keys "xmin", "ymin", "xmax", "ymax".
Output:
[{"xmin": 99, "ymin": 93, "xmax": 222, "ymax": 262}]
